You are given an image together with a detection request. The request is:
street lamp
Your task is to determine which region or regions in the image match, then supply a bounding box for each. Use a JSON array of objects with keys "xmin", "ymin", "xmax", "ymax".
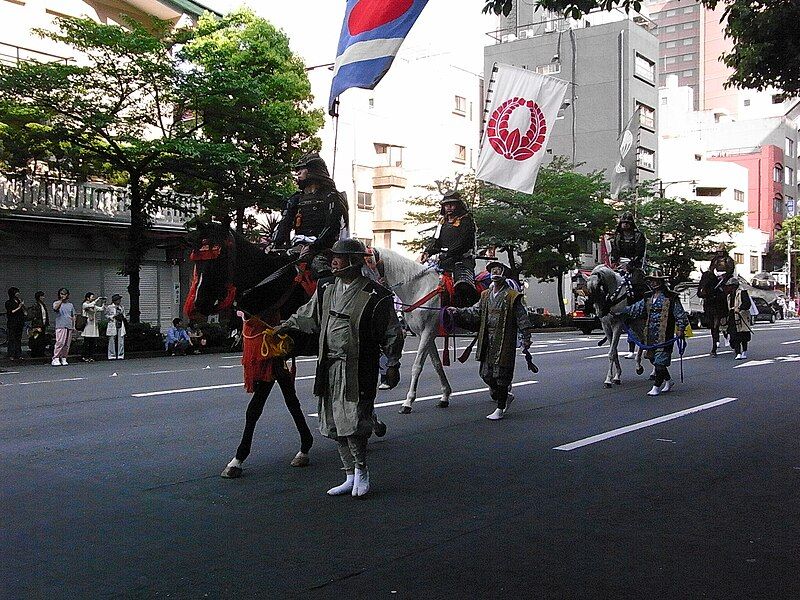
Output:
[
  {"xmin": 651, "ymin": 179, "xmax": 697, "ymax": 198},
  {"xmin": 775, "ymin": 223, "xmax": 795, "ymax": 298}
]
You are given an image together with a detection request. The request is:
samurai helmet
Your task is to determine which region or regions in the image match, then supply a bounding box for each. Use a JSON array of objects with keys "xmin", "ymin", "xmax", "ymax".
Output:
[{"xmin": 436, "ymin": 174, "xmax": 467, "ymax": 214}]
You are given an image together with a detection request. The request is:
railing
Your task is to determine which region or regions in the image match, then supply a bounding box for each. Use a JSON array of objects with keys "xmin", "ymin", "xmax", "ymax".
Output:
[
  {"xmin": 0, "ymin": 42, "xmax": 73, "ymax": 67},
  {"xmin": 708, "ymin": 147, "xmax": 762, "ymax": 158},
  {"xmin": 0, "ymin": 174, "xmax": 203, "ymax": 227}
]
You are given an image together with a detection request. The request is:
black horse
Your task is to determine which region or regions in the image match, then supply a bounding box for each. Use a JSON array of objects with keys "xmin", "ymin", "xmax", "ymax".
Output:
[
  {"xmin": 186, "ymin": 223, "xmax": 318, "ymax": 479},
  {"xmin": 698, "ymin": 269, "xmax": 730, "ymax": 356}
]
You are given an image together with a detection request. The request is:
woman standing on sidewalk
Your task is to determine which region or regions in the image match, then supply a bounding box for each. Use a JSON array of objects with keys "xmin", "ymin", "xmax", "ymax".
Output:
[
  {"xmin": 52, "ymin": 288, "xmax": 75, "ymax": 366},
  {"xmin": 5, "ymin": 287, "xmax": 26, "ymax": 360},
  {"xmin": 81, "ymin": 292, "xmax": 105, "ymax": 362}
]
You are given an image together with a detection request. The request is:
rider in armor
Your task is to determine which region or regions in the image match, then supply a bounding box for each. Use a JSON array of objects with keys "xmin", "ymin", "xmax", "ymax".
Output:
[
  {"xmin": 610, "ymin": 211, "xmax": 649, "ymax": 300},
  {"xmin": 420, "ymin": 189, "xmax": 479, "ymax": 307},
  {"xmin": 273, "ymin": 153, "xmax": 349, "ymax": 277}
]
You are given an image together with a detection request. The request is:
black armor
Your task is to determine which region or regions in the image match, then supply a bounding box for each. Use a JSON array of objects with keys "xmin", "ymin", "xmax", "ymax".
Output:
[
  {"xmin": 610, "ymin": 212, "xmax": 647, "ymax": 269},
  {"xmin": 273, "ymin": 188, "xmax": 348, "ymax": 253}
]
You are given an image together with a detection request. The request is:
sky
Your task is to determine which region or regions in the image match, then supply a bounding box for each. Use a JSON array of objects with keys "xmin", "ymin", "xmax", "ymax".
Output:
[{"xmin": 202, "ymin": 0, "xmax": 497, "ymax": 74}]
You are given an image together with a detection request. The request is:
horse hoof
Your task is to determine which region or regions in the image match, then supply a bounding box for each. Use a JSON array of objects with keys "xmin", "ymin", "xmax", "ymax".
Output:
[
  {"xmin": 373, "ymin": 420, "xmax": 387, "ymax": 437},
  {"xmin": 221, "ymin": 466, "xmax": 242, "ymax": 479},
  {"xmin": 399, "ymin": 405, "xmax": 412, "ymax": 414},
  {"xmin": 636, "ymin": 366, "xmax": 644, "ymax": 375},
  {"xmin": 603, "ymin": 382, "xmax": 612, "ymax": 389},
  {"xmin": 438, "ymin": 400, "xmax": 449, "ymax": 408},
  {"xmin": 290, "ymin": 452, "xmax": 310, "ymax": 467},
  {"xmin": 613, "ymin": 380, "xmax": 621, "ymax": 386}
]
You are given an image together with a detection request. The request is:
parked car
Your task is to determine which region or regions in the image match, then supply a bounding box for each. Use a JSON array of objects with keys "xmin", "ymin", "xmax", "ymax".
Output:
[
  {"xmin": 674, "ymin": 281, "xmax": 703, "ymax": 328},
  {"xmin": 751, "ymin": 296, "xmax": 778, "ymax": 323}
]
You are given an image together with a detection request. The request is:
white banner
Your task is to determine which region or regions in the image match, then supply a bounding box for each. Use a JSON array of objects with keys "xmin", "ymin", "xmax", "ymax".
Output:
[{"xmin": 476, "ymin": 64, "xmax": 568, "ymax": 194}]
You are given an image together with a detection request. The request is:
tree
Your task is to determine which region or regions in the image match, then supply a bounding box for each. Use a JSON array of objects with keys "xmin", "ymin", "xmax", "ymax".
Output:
[
  {"xmin": 773, "ymin": 215, "xmax": 799, "ymax": 294},
  {"xmin": 482, "ymin": 0, "xmax": 800, "ymax": 94},
  {"xmin": 0, "ymin": 14, "xmax": 320, "ymax": 321},
  {"xmin": 627, "ymin": 192, "xmax": 743, "ymax": 285},
  {"xmin": 475, "ymin": 158, "xmax": 613, "ymax": 318},
  {"xmin": 178, "ymin": 9, "xmax": 323, "ymax": 232}
]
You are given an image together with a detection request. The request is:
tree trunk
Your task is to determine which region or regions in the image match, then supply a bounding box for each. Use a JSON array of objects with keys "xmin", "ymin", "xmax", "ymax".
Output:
[
  {"xmin": 235, "ymin": 204, "xmax": 245, "ymax": 234},
  {"xmin": 125, "ymin": 178, "xmax": 145, "ymax": 324},
  {"xmin": 557, "ymin": 271, "xmax": 567, "ymax": 321},
  {"xmin": 505, "ymin": 245, "xmax": 519, "ymax": 279}
]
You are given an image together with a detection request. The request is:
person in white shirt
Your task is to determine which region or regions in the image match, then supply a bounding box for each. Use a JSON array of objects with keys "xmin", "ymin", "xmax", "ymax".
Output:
[{"xmin": 105, "ymin": 294, "xmax": 127, "ymax": 360}]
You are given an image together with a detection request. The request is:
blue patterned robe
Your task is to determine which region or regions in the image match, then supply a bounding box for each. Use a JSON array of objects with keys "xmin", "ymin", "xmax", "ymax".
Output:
[{"xmin": 624, "ymin": 290, "xmax": 688, "ymax": 366}]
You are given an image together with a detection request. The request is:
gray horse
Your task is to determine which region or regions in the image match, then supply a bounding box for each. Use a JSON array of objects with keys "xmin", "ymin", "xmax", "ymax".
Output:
[{"xmin": 586, "ymin": 265, "xmax": 644, "ymax": 387}]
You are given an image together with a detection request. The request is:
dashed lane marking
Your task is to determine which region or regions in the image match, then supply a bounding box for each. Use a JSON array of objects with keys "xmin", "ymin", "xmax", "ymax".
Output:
[
  {"xmin": 308, "ymin": 380, "xmax": 539, "ymax": 417},
  {"xmin": 0, "ymin": 377, "xmax": 86, "ymax": 387},
  {"xmin": 553, "ymin": 397, "xmax": 738, "ymax": 451},
  {"xmin": 131, "ymin": 375, "xmax": 317, "ymax": 397}
]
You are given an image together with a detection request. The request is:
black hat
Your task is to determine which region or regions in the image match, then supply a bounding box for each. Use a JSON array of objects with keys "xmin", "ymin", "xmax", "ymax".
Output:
[
  {"xmin": 326, "ymin": 238, "xmax": 369, "ymax": 256},
  {"xmin": 111, "ymin": 293, "xmax": 123, "ymax": 302},
  {"xmin": 619, "ymin": 211, "xmax": 635, "ymax": 223},
  {"xmin": 440, "ymin": 190, "xmax": 463, "ymax": 204},
  {"xmin": 293, "ymin": 152, "xmax": 330, "ymax": 179},
  {"xmin": 645, "ymin": 266, "xmax": 668, "ymax": 280},
  {"xmin": 486, "ymin": 260, "xmax": 510, "ymax": 274}
]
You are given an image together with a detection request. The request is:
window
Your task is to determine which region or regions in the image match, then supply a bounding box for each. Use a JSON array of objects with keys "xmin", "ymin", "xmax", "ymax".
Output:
[
  {"xmin": 681, "ymin": 69, "xmax": 694, "ymax": 77},
  {"xmin": 774, "ymin": 163, "xmax": 783, "ymax": 182},
  {"xmin": 773, "ymin": 194, "xmax": 784, "ymax": 214},
  {"xmin": 772, "ymin": 94, "xmax": 785, "ymax": 104},
  {"xmin": 683, "ymin": 37, "xmax": 695, "ymax": 46},
  {"xmin": 683, "ymin": 53, "xmax": 694, "ymax": 62},
  {"xmin": 454, "ymin": 144, "xmax": 466, "ymax": 163},
  {"xmin": 734, "ymin": 189, "xmax": 744, "ymax": 202},
  {"xmin": 683, "ymin": 6, "xmax": 696, "ymax": 13},
  {"xmin": 786, "ymin": 137, "xmax": 795, "ymax": 158},
  {"xmin": 786, "ymin": 166, "xmax": 794, "ymax": 186},
  {"xmin": 534, "ymin": 63, "xmax": 561, "ymax": 75},
  {"xmin": 696, "ymin": 187, "xmax": 723, "ymax": 197},
  {"xmin": 637, "ymin": 101, "xmax": 655, "ymax": 130},
  {"xmin": 637, "ymin": 147, "xmax": 655, "ymax": 171},
  {"xmin": 665, "ymin": 56, "xmax": 677, "ymax": 65},
  {"xmin": 750, "ymin": 255, "xmax": 759, "ymax": 273},
  {"xmin": 787, "ymin": 196, "xmax": 796, "ymax": 217},
  {"xmin": 661, "ymin": 97, "xmax": 668, "ymax": 106},
  {"xmin": 743, "ymin": 99, "xmax": 750, "ymax": 107},
  {"xmin": 374, "ymin": 143, "xmax": 388, "ymax": 155},
  {"xmin": 664, "ymin": 41, "xmax": 677, "ymax": 49},
  {"xmin": 666, "ymin": 9, "xmax": 676, "ymax": 16},
  {"xmin": 734, "ymin": 253, "xmax": 744, "ymax": 264},
  {"xmin": 664, "ymin": 25, "xmax": 677, "ymax": 33},
  {"xmin": 454, "ymin": 95, "xmax": 466, "ymax": 114},
  {"xmin": 357, "ymin": 191, "xmax": 373, "ymax": 210},
  {"xmin": 368, "ymin": 98, "xmax": 374, "ymax": 109},
  {"xmin": 694, "ymin": 154, "xmax": 702, "ymax": 161},
  {"xmin": 635, "ymin": 53, "xmax": 655, "ymax": 83},
  {"xmin": 683, "ymin": 22, "xmax": 695, "ymax": 29}
]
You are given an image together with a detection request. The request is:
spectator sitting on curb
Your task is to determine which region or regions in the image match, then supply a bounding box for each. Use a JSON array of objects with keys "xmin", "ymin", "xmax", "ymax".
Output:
[
  {"xmin": 187, "ymin": 321, "xmax": 206, "ymax": 354},
  {"xmin": 165, "ymin": 318, "xmax": 192, "ymax": 356}
]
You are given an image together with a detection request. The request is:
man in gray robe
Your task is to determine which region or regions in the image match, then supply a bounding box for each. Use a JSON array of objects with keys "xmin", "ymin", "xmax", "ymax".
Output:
[{"xmin": 277, "ymin": 239, "xmax": 403, "ymax": 497}]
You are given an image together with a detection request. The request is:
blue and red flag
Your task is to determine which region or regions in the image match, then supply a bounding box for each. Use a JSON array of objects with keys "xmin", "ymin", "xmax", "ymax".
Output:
[{"xmin": 328, "ymin": 0, "xmax": 429, "ymax": 115}]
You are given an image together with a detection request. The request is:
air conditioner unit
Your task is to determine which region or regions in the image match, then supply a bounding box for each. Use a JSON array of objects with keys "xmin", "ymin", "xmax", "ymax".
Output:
[
  {"xmin": 501, "ymin": 33, "xmax": 518, "ymax": 43},
  {"xmin": 544, "ymin": 20, "xmax": 555, "ymax": 33},
  {"xmin": 518, "ymin": 29, "xmax": 535, "ymax": 39}
]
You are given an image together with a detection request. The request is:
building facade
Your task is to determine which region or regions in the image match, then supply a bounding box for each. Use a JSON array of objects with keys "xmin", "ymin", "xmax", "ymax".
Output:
[{"xmin": 0, "ymin": 0, "xmax": 218, "ymax": 331}]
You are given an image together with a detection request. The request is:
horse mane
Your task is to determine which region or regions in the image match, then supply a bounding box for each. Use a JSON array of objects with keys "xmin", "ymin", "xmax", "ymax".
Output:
[{"xmin": 375, "ymin": 248, "xmax": 439, "ymax": 301}]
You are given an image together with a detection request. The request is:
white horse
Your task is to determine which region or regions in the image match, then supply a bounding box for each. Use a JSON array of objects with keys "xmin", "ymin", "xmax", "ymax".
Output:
[
  {"xmin": 586, "ymin": 265, "xmax": 644, "ymax": 387},
  {"xmin": 376, "ymin": 249, "xmax": 453, "ymax": 413}
]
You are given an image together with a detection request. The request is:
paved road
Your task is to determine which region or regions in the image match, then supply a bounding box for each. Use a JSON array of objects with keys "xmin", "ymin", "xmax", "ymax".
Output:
[{"xmin": 2, "ymin": 322, "xmax": 800, "ymax": 599}]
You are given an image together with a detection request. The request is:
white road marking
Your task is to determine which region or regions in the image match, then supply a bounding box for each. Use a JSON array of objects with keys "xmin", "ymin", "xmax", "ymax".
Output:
[
  {"xmin": 733, "ymin": 354, "xmax": 800, "ymax": 369},
  {"xmin": 0, "ymin": 371, "xmax": 21, "ymax": 375},
  {"xmin": 0, "ymin": 377, "xmax": 86, "ymax": 387},
  {"xmin": 308, "ymin": 380, "xmax": 539, "ymax": 417},
  {"xmin": 780, "ymin": 339, "xmax": 800, "ymax": 345},
  {"xmin": 131, "ymin": 375, "xmax": 317, "ymax": 397},
  {"xmin": 553, "ymin": 397, "xmax": 738, "ymax": 451},
  {"xmin": 132, "ymin": 368, "xmax": 199, "ymax": 376}
]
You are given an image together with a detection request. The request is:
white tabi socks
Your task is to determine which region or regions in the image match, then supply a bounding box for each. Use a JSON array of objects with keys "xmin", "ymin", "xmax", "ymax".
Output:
[
  {"xmin": 661, "ymin": 380, "xmax": 674, "ymax": 393},
  {"xmin": 352, "ymin": 467, "xmax": 370, "ymax": 497},
  {"xmin": 327, "ymin": 474, "xmax": 355, "ymax": 496},
  {"xmin": 647, "ymin": 385, "xmax": 661, "ymax": 396},
  {"xmin": 486, "ymin": 408, "xmax": 504, "ymax": 420}
]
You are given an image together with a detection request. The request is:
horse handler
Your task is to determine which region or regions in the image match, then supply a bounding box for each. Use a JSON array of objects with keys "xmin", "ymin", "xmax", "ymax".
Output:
[
  {"xmin": 275, "ymin": 239, "xmax": 403, "ymax": 498},
  {"xmin": 621, "ymin": 267, "xmax": 689, "ymax": 396},
  {"xmin": 447, "ymin": 261, "xmax": 533, "ymax": 420}
]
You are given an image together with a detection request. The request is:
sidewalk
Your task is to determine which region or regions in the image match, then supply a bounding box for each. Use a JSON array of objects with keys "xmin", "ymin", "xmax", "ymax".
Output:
[{"xmin": 0, "ymin": 346, "xmax": 236, "ymax": 368}]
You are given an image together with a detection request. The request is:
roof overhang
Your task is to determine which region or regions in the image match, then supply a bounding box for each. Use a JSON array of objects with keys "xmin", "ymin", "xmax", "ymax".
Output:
[{"xmin": 121, "ymin": 0, "xmax": 222, "ymax": 20}]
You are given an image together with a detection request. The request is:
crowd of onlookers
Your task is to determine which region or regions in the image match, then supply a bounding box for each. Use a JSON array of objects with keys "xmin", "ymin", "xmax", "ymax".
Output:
[{"xmin": 4, "ymin": 287, "xmax": 206, "ymax": 364}]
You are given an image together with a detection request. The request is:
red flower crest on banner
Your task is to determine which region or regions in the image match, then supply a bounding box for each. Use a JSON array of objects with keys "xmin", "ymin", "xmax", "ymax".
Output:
[{"xmin": 486, "ymin": 97, "xmax": 547, "ymax": 161}]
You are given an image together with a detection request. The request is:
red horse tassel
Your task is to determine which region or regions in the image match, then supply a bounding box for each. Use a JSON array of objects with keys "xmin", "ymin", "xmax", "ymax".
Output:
[{"xmin": 183, "ymin": 265, "xmax": 237, "ymax": 317}]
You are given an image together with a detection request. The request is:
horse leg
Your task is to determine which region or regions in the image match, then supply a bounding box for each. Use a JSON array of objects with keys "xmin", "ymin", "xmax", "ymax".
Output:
[
  {"xmin": 603, "ymin": 321, "xmax": 615, "ymax": 388},
  {"xmin": 610, "ymin": 324, "xmax": 623, "ymax": 385},
  {"xmin": 400, "ymin": 328, "xmax": 433, "ymax": 414},
  {"xmin": 276, "ymin": 374, "xmax": 314, "ymax": 466},
  {"xmin": 426, "ymin": 337, "xmax": 453, "ymax": 408},
  {"xmin": 221, "ymin": 380, "xmax": 273, "ymax": 478}
]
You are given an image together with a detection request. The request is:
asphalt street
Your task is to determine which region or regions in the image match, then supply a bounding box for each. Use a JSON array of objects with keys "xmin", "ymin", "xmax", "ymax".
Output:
[{"xmin": 2, "ymin": 321, "xmax": 800, "ymax": 599}]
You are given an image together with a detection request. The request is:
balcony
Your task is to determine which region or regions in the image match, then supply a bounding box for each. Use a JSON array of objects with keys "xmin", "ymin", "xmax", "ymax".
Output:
[
  {"xmin": 0, "ymin": 42, "xmax": 73, "ymax": 67},
  {"xmin": 0, "ymin": 174, "xmax": 203, "ymax": 229}
]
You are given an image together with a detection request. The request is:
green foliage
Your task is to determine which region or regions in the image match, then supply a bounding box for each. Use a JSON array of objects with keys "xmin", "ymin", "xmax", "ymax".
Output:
[
  {"xmin": 177, "ymin": 9, "xmax": 323, "ymax": 230},
  {"xmin": 623, "ymin": 189, "xmax": 744, "ymax": 285},
  {"xmin": 773, "ymin": 215, "xmax": 799, "ymax": 255},
  {"xmin": 0, "ymin": 12, "xmax": 321, "ymax": 318},
  {"xmin": 481, "ymin": 0, "xmax": 800, "ymax": 94}
]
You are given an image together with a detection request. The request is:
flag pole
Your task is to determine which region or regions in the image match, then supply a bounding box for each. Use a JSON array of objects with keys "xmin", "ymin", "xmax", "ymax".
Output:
[{"xmin": 331, "ymin": 98, "xmax": 340, "ymax": 179}]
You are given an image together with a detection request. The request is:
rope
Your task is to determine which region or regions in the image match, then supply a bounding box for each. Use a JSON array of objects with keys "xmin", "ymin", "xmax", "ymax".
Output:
[{"xmin": 622, "ymin": 321, "xmax": 687, "ymax": 383}]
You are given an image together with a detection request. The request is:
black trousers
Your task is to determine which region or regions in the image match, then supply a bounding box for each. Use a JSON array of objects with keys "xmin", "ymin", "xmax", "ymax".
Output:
[
  {"xmin": 482, "ymin": 367, "xmax": 513, "ymax": 410},
  {"xmin": 7, "ymin": 322, "xmax": 23, "ymax": 359},
  {"xmin": 654, "ymin": 365, "xmax": 671, "ymax": 387}
]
